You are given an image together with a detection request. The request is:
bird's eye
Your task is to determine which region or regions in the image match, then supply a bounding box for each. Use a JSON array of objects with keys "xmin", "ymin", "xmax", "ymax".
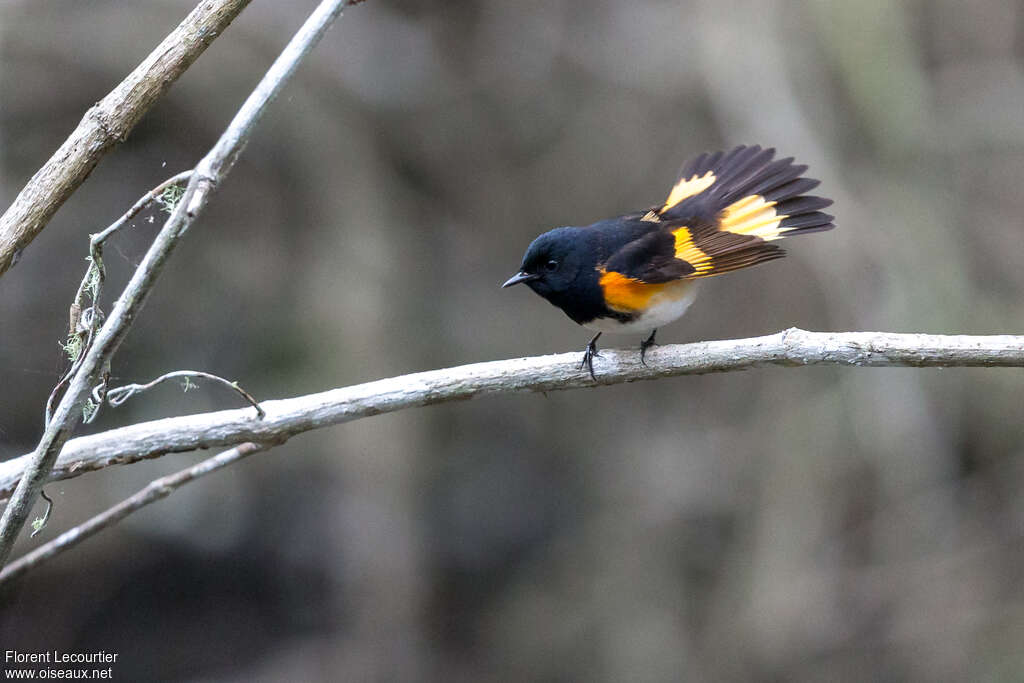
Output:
[{"xmin": 544, "ymin": 260, "xmax": 559, "ymax": 272}]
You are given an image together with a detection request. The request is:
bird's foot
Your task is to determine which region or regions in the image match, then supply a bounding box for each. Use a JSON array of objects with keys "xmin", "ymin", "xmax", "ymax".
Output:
[
  {"xmin": 580, "ymin": 332, "xmax": 602, "ymax": 380},
  {"xmin": 640, "ymin": 329, "xmax": 658, "ymax": 366}
]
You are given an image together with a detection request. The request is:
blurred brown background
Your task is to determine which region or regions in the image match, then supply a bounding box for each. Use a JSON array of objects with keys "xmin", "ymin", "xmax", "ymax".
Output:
[{"xmin": 3, "ymin": 0, "xmax": 1024, "ymax": 680}]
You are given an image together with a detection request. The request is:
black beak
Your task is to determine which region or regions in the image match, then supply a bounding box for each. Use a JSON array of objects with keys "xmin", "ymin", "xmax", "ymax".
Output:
[{"xmin": 502, "ymin": 271, "xmax": 540, "ymax": 288}]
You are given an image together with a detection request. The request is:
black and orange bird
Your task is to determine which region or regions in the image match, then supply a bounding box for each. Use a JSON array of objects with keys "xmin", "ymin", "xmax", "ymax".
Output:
[{"xmin": 502, "ymin": 145, "xmax": 834, "ymax": 378}]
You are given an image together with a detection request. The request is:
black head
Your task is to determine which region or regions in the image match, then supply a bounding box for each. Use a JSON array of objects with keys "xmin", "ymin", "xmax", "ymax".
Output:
[
  {"xmin": 502, "ymin": 227, "xmax": 605, "ymax": 324},
  {"xmin": 503, "ymin": 227, "xmax": 585, "ymax": 292}
]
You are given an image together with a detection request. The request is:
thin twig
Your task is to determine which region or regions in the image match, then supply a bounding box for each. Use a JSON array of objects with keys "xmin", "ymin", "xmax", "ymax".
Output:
[
  {"xmin": 0, "ymin": 443, "xmax": 271, "ymax": 586},
  {"xmin": 0, "ymin": 0, "xmax": 252, "ymax": 277},
  {"xmin": 89, "ymin": 171, "xmax": 195, "ymax": 247},
  {"xmin": 0, "ymin": 0, "xmax": 357, "ymax": 569},
  {"xmin": 47, "ymin": 171, "xmax": 193, "ymax": 426},
  {"xmin": 1, "ymin": 328, "xmax": 1023, "ymax": 501},
  {"xmin": 105, "ymin": 370, "xmax": 265, "ymax": 419}
]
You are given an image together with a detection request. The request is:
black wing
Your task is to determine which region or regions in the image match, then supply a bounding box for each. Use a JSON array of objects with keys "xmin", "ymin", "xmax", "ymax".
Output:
[{"xmin": 604, "ymin": 145, "xmax": 834, "ymax": 283}]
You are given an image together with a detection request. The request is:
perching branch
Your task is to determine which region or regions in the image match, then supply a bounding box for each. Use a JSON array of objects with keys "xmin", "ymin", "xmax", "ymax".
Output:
[
  {"xmin": 0, "ymin": 0, "xmax": 356, "ymax": 569},
  {"xmin": 0, "ymin": 0, "xmax": 251, "ymax": 277},
  {"xmin": 0, "ymin": 443, "xmax": 271, "ymax": 586},
  {"xmin": 1, "ymin": 328, "xmax": 1023, "ymax": 501}
]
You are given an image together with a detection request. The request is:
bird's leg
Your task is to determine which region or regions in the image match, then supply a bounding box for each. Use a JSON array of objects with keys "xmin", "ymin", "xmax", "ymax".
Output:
[
  {"xmin": 640, "ymin": 329, "xmax": 658, "ymax": 365},
  {"xmin": 580, "ymin": 332, "xmax": 602, "ymax": 380}
]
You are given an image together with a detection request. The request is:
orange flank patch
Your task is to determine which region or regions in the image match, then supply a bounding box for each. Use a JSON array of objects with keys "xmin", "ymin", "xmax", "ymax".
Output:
[
  {"xmin": 671, "ymin": 227, "xmax": 713, "ymax": 275},
  {"xmin": 598, "ymin": 269, "xmax": 692, "ymax": 313},
  {"xmin": 719, "ymin": 194, "xmax": 787, "ymax": 240},
  {"xmin": 661, "ymin": 171, "xmax": 716, "ymax": 213}
]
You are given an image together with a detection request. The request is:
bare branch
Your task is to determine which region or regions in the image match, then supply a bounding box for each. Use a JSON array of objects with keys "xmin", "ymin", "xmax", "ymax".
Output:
[
  {"xmin": 0, "ymin": 443, "xmax": 271, "ymax": 586},
  {"xmin": 1, "ymin": 328, "xmax": 1022, "ymax": 501},
  {"xmin": 0, "ymin": 0, "xmax": 356, "ymax": 569},
  {"xmin": 105, "ymin": 370, "xmax": 265, "ymax": 419},
  {"xmin": 89, "ymin": 171, "xmax": 195, "ymax": 248},
  {"xmin": 0, "ymin": 0, "xmax": 251, "ymax": 277}
]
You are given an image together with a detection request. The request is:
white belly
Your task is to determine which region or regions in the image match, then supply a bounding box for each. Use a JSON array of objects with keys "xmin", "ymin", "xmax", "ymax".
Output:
[{"xmin": 582, "ymin": 283, "xmax": 699, "ymax": 335}]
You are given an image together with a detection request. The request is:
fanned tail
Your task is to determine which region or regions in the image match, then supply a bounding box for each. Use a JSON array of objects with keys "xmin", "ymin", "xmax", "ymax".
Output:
[{"xmin": 661, "ymin": 145, "xmax": 834, "ymax": 241}]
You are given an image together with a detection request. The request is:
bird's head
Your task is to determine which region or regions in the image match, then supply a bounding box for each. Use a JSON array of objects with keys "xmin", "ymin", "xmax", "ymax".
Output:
[{"xmin": 502, "ymin": 227, "xmax": 586, "ymax": 297}]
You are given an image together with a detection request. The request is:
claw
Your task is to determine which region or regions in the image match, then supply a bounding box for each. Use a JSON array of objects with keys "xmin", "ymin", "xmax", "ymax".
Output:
[
  {"xmin": 639, "ymin": 329, "xmax": 658, "ymax": 366},
  {"xmin": 580, "ymin": 332, "xmax": 602, "ymax": 380}
]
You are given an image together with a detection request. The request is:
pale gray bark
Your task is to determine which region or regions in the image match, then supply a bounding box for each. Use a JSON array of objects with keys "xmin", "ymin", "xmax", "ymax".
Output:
[
  {"xmin": 1, "ymin": 328, "xmax": 1021, "ymax": 501},
  {"xmin": 0, "ymin": 443, "xmax": 268, "ymax": 586},
  {"xmin": 0, "ymin": 0, "xmax": 252, "ymax": 276},
  {"xmin": 0, "ymin": 0, "xmax": 354, "ymax": 568}
]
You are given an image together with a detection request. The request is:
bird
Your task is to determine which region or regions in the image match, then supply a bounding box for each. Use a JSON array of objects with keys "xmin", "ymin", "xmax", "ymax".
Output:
[{"xmin": 502, "ymin": 145, "xmax": 834, "ymax": 379}]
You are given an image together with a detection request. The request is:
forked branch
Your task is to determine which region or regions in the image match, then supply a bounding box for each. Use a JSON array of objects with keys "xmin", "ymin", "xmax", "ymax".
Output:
[
  {"xmin": 0, "ymin": 0, "xmax": 357, "ymax": 569},
  {"xmin": 0, "ymin": 0, "xmax": 252, "ymax": 276}
]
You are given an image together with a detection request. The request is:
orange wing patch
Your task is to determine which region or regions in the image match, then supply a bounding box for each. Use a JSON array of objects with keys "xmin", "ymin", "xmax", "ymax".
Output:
[
  {"xmin": 671, "ymin": 227, "xmax": 714, "ymax": 275},
  {"xmin": 661, "ymin": 171, "xmax": 716, "ymax": 213},
  {"xmin": 718, "ymin": 194, "xmax": 788, "ymax": 240}
]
